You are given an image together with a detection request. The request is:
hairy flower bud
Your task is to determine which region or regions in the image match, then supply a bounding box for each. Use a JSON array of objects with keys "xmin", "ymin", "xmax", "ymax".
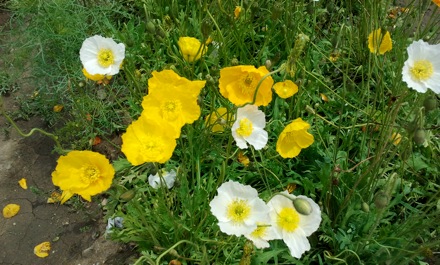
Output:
[
  {"xmin": 413, "ymin": 129, "xmax": 426, "ymax": 145},
  {"xmin": 293, "ymin": 197, "xmax": 313, "ymax": 215},
  {"xmin": 374, "ymin": 191, "xmax": 389, "ymax": 209},
  {"xmin": 423, "ymin": 97, "xmax": 437, "ymax": 112}
]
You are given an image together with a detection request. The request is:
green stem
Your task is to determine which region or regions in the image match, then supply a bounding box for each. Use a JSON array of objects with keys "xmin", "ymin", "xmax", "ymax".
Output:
[
  {"xmin": 155, "ymin": 240, "xmax": 197, "ymax": 265},
  {"xmin": 1, "ymin": 97, "xmax": 64, "ymax": 153}
]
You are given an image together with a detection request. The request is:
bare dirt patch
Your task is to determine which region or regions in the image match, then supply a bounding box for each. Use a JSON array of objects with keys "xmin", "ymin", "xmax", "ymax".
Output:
[{"xmin": 0, "ymin": 10, "xmax": 131, "ymax": 265}]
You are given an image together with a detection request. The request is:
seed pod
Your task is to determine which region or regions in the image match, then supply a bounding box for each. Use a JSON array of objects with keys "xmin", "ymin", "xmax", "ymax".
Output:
[
  {"xmin": 423, "ymin": 97, "xmax": 437, "ymax": 112},
  {"xmin": 413, "ymin": 129, "xmax": 426, "ymax": 145},
  {"xmin": 293, "ymin": 198, "xmax": 312, "ymax": 215}
]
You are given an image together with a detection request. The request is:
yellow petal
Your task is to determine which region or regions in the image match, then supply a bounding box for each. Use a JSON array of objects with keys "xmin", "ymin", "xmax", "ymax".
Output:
[
  {"xmin": 18, "ymin": 178, "xmax": 28, "ymax": 190},
  {"xmin": 52, "ymin": 104, "xmax": 64, "ymax": 113},
  {"xmin": 3, "ymin": 204, "xmax": 20, "ymax": 218},
  {"xmin": 368, "ymin": 29, "xmax": 392, "ymax": 55},
  {"xmin": 273, "ymin": 80, "xmax": 298, "ymax": 99},
  {"xmin": 34, "ymin": 242, "xmax": 51, "ymax": 258}
]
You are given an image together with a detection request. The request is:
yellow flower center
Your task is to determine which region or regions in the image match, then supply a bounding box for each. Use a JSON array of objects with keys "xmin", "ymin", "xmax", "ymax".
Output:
[
  {"xmin": 227, "ymin": 199, "xmax": 251, "ymax": 223},
  {"xmin": 160, "ymin": 100, "xmax": 182, "ymax": 121},
  {"xmin": 236, "ymin": 118, "xmax": 253, "ymax": 137},
  {"xmin": 81, "ymin": 165, "xmax": 100, "ymax": 185},
  {"xmin": 97, "ymin": 48, "xmax": 115, "ymax": 68},
  {"xmin": 251, "ymin": 223, "xmax": 269, "ymax": 238},
  {"xmin": 143, "ymin": 136, "xmax": 165, "ymax": 157},
  {"xmin": 277, "ymin": 207, "xmax": 300, "ymax": 232},
  {"xmin": 283, "ymin": 131, "xmax": 297, "ymax": 143},
  {"xmin": 410, "ymin": 60, "xmax": 434, "ymax": 81},
  {"xmin": 240, "ymin": 74, "xmax": 257, "ymax": 95}
]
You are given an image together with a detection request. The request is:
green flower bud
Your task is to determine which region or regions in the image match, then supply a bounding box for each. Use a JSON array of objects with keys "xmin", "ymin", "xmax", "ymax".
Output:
[
  {"xmin": 119, "ymin": 189, "xmax": 136, "ymax": 201},
  {"xmin": 231, "ymin": 58, "xmax": 239, "ymax": 66},
  {"xmin": 146, "ymin": 21, "xmax": 156, "ymax": 34},
  {"xmin": 374, "ymin": 191, "xmax": 389, "ymax": 209},
  {"xmin": 361, "ymin": 202, "xmax": 370, "ymax": 213},
  {"xmin": 423, "ymin": 97, "xmax": 437, "ymax": 112},
  {"xmin": 413, "ymin": 129, "xmax": 426, "ymax": 145},
  {"xmin": 293, "ymin": 197, "xmax": 313, "ymax": 215}
]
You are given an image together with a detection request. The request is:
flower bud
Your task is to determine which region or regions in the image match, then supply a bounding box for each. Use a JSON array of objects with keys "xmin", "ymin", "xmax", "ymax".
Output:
[
  {"xmin": 361, "ymin": 202, "xmax": 370, "ymax": 213},
  {"xmin": 265, "ymin": 59, "xmax": 272, "ymax": 70},
  {"xmin": 374, "ymin": 191, "xmax": 389, "ymax": 209},
  {"xmin": 146, "ymin": 21, "xmax": 156, "ymax": 34},
  {"xmin": 423, "ymin": 97, "xmax": 437, "ymax": 112},
  {"xmin": 293, "ymin": 197, "xmax": 312, "ymax": 215},
  {"xmin": 231, "ymin": 58, "xmax": 239, "ymax": 66},
  {"xmin": 413, "ymin": 129, "xmax": 426, "ymax": 145},
  {"xmin": 119, "ymin": 189, "xmax": 136, "ymax": 201}
]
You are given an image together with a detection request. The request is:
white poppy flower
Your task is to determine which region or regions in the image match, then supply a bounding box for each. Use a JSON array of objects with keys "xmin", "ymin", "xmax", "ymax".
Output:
[
  {"xmin": 402, "ymin": 40, "xmax": 440, "ymax": 94},
  {"xmin": 244, "ymin": 219, "xmax": 278, "ymax": 249},
  {"xmin": 148, "ymin": 169, "xmax": 177, "ymax": 189},
  {"xmin": 267, "ymin": 191, "xmax": 321, "ymax": 259},
  {"xmin": 80, "ymin": 35, "xmax": 125, "ymax": 75},
  {"xmin": 209, "ymin": 181, "xmax": 270, "ymax": 237},
  {"xmin": 231, "ymin": 105, "xmax": 268, "ymax": 150}
]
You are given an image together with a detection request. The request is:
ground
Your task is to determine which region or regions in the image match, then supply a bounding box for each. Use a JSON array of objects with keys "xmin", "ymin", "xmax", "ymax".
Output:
[{"xmin": 0, "ymin": 10, "xmax": 134, "ymax": 265}]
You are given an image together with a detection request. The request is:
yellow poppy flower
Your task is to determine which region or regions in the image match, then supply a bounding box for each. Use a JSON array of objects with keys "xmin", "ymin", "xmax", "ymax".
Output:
[
  {"xmin": 178, "ymin": 37, "xmax": 207, "ymax": 62},
  {"xmin": 273, "ymin": 80, "xmax": 298, "ymax": 99},
  {"xmin": 34, "ymin": 242, "xmax": 51, "ymax": 258},
  {"xmin": 142, "ymin": 70, "xmax": 206, "ymax": 132},
  {"xmin": 3, "ymin": 204, "xmax": 20, "ymax": 218},
  {"xmin": 205, "ymin": 107, "xmax": 233, "ymax": 133},
  {"xmin": 368, "ymin": 29, "xmax": 392, "ymax": 55},
  {"xmin": 276, "ymin": 118, "xmax": 314, "ymax": 158},
  {"xmin": 219, "ymin": 65, "xmax": 274, "ymax": 106},
  {"xmin": 433, "ymin": 0, "xmax": 440, "ymax": 7},
  {"xmin": 51, "ymin": 150, "xmax": 115, "ymax": 204},
  {"xmin": 121, "ymin": 113, "xmax": 177, "ymax": 165}
]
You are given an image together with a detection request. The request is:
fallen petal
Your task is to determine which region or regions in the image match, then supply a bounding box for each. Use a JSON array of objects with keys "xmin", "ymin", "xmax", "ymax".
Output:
[{"xmin": 2, "ymin": 204, "xmax": 20, "ymax": 218}]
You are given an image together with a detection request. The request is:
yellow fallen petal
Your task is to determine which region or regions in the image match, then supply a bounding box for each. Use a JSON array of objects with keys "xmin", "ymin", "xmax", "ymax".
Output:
[
  {"xmin": 2, "ymin": 204, "xmax": 20, "ymax": 218},
  {"xmin": 34, "ymin": 242, "xmax": 51, "ymax": 258},
  {"xmin": 53, "ymin": 104, "xmax": 64, "ymax": 113},
  {"xmin": 18, "ymin": 178, "xmax": 28, "ymax": 189}
]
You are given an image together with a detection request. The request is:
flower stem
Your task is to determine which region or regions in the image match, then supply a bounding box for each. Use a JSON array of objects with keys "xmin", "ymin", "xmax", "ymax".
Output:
[{"xmin": 0, "ymin": 96, "xmax": 64, "ymax": 153}]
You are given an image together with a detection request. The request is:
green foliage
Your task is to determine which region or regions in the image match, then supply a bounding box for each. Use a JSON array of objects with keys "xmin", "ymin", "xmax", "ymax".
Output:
[{"xmin": 2, "ymin": 0, "xmax": 440, "ymax": 264}]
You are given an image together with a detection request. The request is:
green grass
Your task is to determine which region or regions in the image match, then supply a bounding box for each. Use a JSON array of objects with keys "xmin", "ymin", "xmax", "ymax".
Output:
[{"xmin": 1, "ymin": 0, "xmax": 440, "ymax": 264}]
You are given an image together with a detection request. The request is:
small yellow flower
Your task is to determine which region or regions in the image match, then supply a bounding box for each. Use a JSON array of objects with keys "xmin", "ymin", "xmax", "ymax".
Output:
[
  {"xmin": 18, "ymin": 178, "xmax": 27, "ymax": 189},
  {"xmin": 391, "ymin": 132, "xmax": 402, "ymax": 146},
  {"xmin": 234, "ymin": 6, "xmax": 242, "ymax": 19},
  {"xmin": 219, "ymin": 65, "xmax": 274, "ymax": 106},
  {"xmin": 178, "ymin": 37, "xmax": 207, "ymax": 62},
  {"xmin": 121, "ymin": 113, "xmax": 177, "ymax": 165},
  {"xmin": 273, "ymin": 80, "xmax": 298, "ymax": 99},
  {"xmin": 34, "ymin": 242, "xmax": 51, "ymax": 258},
  {"xmin": 276, "ymin": 118, "xmax": 314, "ymax": 158},
  {"xmin": 82, "ymin": 68, "xmax": 112, "ymax": 82},
  {"xmin": 51, "ymin": 150, "xmax": 115, "ymax": 204},
  {"xmin": 433, "ymin": 0, "xmax": 440, "ymax": 7},
  {"xmin": 53, "ymin": 104, "xmax": 64, "ymax": 113},
  {"xmin": 3, "ymin": 204, "xmax": 20, "ymax": 218},
  {"xmin": 368, "ymin": 28, "xmax": 392, "ymax": 55},
  {"xmin": 205, "ymin": 107, "xmax": 233, "ymax": 133}
]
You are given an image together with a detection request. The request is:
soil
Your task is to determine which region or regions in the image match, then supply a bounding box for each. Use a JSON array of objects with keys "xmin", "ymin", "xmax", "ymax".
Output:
[{"xmin": 0, "ymin": 10, "xmax": 134, "ymax": 265}]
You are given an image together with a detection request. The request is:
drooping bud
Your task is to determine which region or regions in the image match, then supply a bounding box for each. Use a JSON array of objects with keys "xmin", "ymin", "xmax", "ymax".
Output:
[
  {"xmin": 374, "ymin": 191, "xmax": 389, "ymax": 209},
  {"xmin": 293, "ymin": 197, "xmax": 313, "ymax": 215},
  {"xmin": 146, "ymin": 21, "xmax": 156, "ymax": 34}
]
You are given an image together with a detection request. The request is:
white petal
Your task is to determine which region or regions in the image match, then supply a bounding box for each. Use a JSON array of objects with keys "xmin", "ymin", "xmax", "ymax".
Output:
[
  {"xmin": 246, "ymin": 128, "xmax": 268, "ymax": 150},
  {"xmin": 283, "ymin": 232, "xmax": 311, "ymax": 259},
  {"xmin": 218, "ymin": 221, "xmax": 255, "ymax": 236},
  {"xmin": 232, "ymin": 130, "xmax": 248, "ymax": 149},
  {"xmin": 209, "ymin": 194, "xmax": 230, "ymax": 222}
]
